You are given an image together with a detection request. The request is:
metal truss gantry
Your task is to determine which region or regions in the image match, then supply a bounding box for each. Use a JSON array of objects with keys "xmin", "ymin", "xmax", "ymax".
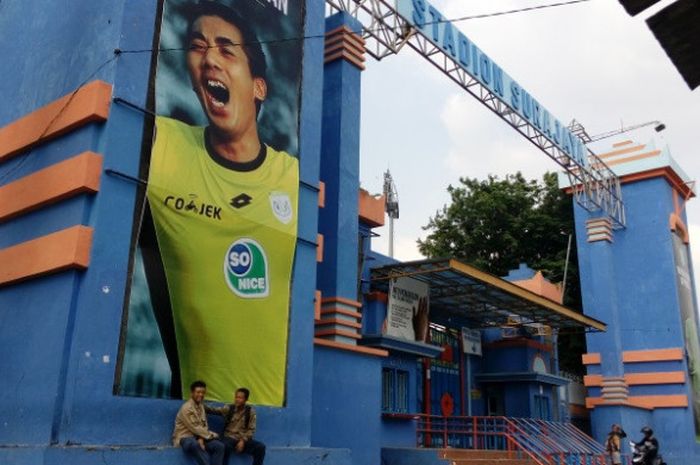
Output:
[{"xmin": 326, "ymin": 0, "xmax": 626, "ymax": 228}]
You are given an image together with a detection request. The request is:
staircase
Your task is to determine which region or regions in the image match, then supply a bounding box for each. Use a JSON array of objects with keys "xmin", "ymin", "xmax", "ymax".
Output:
[
  {"xmin": 411, "ymin": 415, "xmax": 606, "ymax": 465},
  {"xmin": 439, "ymin": 449, "xmax": 538, "ymax": 465}
]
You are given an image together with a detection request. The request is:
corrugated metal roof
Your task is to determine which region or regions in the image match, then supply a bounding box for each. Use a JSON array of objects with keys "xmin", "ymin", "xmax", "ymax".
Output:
[{"xmin": 370, "ymin": 258, "xmax": 606, "ymax": 332}]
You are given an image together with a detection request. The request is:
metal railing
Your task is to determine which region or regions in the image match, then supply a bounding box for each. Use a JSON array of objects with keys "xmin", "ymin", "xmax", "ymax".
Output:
[{"xmin": 408, "ymin": 414, "xmax": 606, "ymax": 465}]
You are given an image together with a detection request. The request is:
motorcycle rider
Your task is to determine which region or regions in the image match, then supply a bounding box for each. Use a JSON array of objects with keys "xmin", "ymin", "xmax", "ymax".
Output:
[{"xmin": 636, "ymin": 426, "xmax": 659, "ymax": 465}]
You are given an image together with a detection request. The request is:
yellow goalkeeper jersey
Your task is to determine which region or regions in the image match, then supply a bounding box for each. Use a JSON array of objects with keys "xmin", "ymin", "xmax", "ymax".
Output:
[{"xmin": 147, "ymin": 116, "xmax": 298, "ymax": 406}]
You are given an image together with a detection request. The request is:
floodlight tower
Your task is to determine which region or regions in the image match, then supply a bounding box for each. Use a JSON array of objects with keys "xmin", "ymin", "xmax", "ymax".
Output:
[{"xmin": 383, "ymin": 170, "xmax": 399, "ymax": 257}]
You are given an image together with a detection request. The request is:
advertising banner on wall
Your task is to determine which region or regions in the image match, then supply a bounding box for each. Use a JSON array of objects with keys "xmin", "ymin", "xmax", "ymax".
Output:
[
  {"xmin": 117, "ymin": 0, "xmax": 304, "ymax": 407},
  {"xmin": 386, "ymin": 277, "xmax": 430, "ymax": 342},
  {"xmin": 671, "ymin": 232, "xmax": 700, "ymax": 441}
]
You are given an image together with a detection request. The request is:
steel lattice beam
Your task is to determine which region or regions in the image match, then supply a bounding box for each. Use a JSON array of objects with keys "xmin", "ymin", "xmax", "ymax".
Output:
[{"xmin": 325, "ymin": 0, "xmax": 626, "ymax": 228}]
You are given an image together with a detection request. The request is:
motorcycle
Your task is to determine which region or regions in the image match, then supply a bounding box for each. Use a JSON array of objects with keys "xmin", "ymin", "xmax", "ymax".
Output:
[{"xmin": 630, "ymin": 441, "xmax": 666, "ymax": 465}]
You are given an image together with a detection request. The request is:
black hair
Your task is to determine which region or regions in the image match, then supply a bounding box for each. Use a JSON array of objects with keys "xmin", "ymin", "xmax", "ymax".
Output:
[
  {"xmin": 190, "ymin": 380, "xmax": 207, "ymax": 391},
  {"xmin": 236, "ymin": 387, "xmax": 250, "ymax": 400},
  {"xmin": 185, "ymin": 1, "xmax": 267, "ymax": 82}
]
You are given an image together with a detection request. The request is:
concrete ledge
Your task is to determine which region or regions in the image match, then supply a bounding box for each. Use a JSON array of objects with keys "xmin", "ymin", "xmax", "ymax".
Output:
[
  {"xmin": 381, "ymin": 447, "xmax": 446, "ymax": 465},
  {"xmin": 0, "ymin": 445, "xmax": 352, "ymax": 465}
]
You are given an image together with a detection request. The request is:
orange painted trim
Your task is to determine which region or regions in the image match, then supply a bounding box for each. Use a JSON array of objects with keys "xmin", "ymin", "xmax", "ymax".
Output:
[
  {"xmin": 585, "ymin": 397, "xmax": 650, "ymax": 410},
  {"xmin": 623, "ymin": 348, "xmax": 684, "ymax": 363},
  {"xmin": 670, "ymin": 213, "xmax": 690, "ymax": 244},
  {"xmin": 619, "ymin": 167, "xmax": 695, "ymax": 199},
  {"xmin": 324, "ymin": 49, "xmax": 366, "ymax": 70},
  {"xmin": 625, "ymin": 371, "xmax": 685, "ymax": 385},
  {"xmin": 612, "ymin": 140, "xmax": 634, "ymax": 148},
  {"xmin": 314, "ymin": 337, "xmax": 388, "ymax": 357},
  {"xmin": 364, "ymin": 291, "xmax": 388, "ymax": 304},
  {"xmin": 314, "ymin": 290, "xmax": 322, "ymax": 322},
  {"xmin": 628, "ymin": 395, "xmax": 688, "ymax": 409},
  {"xmin": 605, "ymin": 150, "xmax": 661, "ymax": 167},
  {"xmin": 598, "ymin": 144, "xmax": 646, "ymax": 159},
  {"xmin": 564, "ymin": 167, "xmax": 695, "ymax": 199},
  {"xmin": 358, "ymin": 189, "xmax": 385, "ymax": 227},
  {"xmin": 324, "ymin": 39, "xmax": 366, "ymax": 62},
  {"xmin": 316, "ymin": 233, "xmax": 324, "ymax": 263},
  {"xmin": 0, "ymin": 152, "xmax": 102, "ymax": 222},
  {"xmin": 315, "ymin": 318, "xmax": 363, "ymax": 330},
  {"xmin": 582, "ymin": 353, "xmax": 601, "ymax": 365},
  {"xmin": 325, "ymin": 25, "xmax": 366, "ymax": 47},
  {"xmin": 320, "ymin": 308, "xmax": 362, "ymax": 320},
  {"xmin": 314, "ymin": 328, "xmax": 361, "ymax": 339},
  {"xmin": 0, "ymin": 225, "xmax": 93, "ymax": 286},
  {"xmin": 318, "ymin": 181, "xmax": 326, "ymax": 208},
  {"xmin": 584, "ymin": 374, "xmax": 603, "ymax": 387},
  {"xmin": 0, "ymin": 81, "xmax": 112, "ymax": 162},
  {"xmin": 321, "ymin": 296, "xmax": 362, "ymax": 308},
  {"xmin": 585, "ymin": 397, "xmax": 605, "ymax": 409}
]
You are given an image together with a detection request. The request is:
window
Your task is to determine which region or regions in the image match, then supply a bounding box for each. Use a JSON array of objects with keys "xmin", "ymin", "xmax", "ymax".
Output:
[{"xmin": 382, "ymin": 367, "xmax": 409, "ymax": 413}]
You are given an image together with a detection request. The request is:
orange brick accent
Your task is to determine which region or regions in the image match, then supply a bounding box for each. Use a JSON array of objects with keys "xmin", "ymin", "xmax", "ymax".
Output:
[
  {"xmin": 598, "ymin": 144, "xmax": 646, "ymax": 159},
  {"xmin": 314, "ymin": 337, "xmax": 388, "ymax": 357},
  {"xmin": 316, "ymin": 233, "xmax": 324, "ymax": 263},
  {"xmin": 320, "ymin": 308, "xmax": 362, "ymax": 320},
  {"xmin": 625, "ymin": 371, "xmax": 686, "ymax": 385},
  {"xmin": 0, "ymin": 81, "xmax": 112, "ymax": 162},
  {"xmin": 612, "ymin": 140, "xmax": 634, "ymax": 148},
  {"xmin": 315, "ymin": 318, "xmax": 363, "ymax": 330},
  {"xmin": 623, "ymin": 348, "xmax": 684, "ymax": 363},
  {"xmin": 0, "ymin": 225, "xmax": 93, "ymax": 286},
  {"xmin": 586, "ymin": 394, "xmax": 688, "ymax": 410},
  {"xmin": 324, "ymin": 25, "xmax": 366, "ymax": 70},
  {"xmin": 314, "ymin": 328, "xmax": 361, "ymax": 340},
  {"xmin": 0, "ymin": 152, "xmax": 102, "ymax": 222},
  {"xmin": 314, "ymin": 290, "xmax": 322, "ymax": 321},
  {"xmin": 321, "ymin": 296, "xmax": 362, "ymax": 308},
  {"xmin": 628, "ymin": 395, "xmax": 688, "ymax": 409},
  {"xmin": 584, "ymin": 375, "xmax": 603, "ymax": 387},
  {"xmin": 318, "ymin": 181, "xmax": 326, "ymax": 208},
  {"xmin": 605, "ymin": 150, "xmax": 661, "ymax": 167},
  {"xmin": 358, "ymin": 189, "xmax": 385, "ymax": 227},
  {"xmin": 582, "ymin": 353, "xmax": 602, "ymax": 365}
]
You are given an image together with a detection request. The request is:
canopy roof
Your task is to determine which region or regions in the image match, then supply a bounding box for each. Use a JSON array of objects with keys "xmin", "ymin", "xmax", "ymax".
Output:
[{"xmin": 370, "ymin": 258, "xmax": 606, "ymax": 332}]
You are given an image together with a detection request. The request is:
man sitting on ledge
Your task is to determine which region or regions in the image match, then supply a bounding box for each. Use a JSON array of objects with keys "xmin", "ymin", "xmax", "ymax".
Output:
[
  {"xmin": 206, "ymin": 387, "xmax": 266, "ymax": 465},
  {"xmin": 173, "ymin": 380, "xmax": 225, "ymax": 465}
]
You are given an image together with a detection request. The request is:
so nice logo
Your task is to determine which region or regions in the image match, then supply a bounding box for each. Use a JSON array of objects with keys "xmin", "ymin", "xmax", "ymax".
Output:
[{"xmin": 224, "ymin": 238, "xmax": 269, "ymax": 298}]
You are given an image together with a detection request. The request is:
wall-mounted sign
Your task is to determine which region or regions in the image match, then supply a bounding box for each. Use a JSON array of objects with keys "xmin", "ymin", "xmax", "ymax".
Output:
[
  {"xmin": 461, "ymin": 327, "xmax": 482, "ymax": 356},
  {"xmin": 386, "ymin": 277, "xmax": 429, "ymax": 342}
]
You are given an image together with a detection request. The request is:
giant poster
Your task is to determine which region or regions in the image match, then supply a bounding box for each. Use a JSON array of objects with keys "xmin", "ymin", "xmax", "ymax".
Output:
[
  {"xmin": 385, "ymin": 277, "xmax": 430, "ymax": 342},
  {"xmin": 117, "ymin": 0, "xmax": 304, "ymax": 406},
  {"xmin": 672, "ymin": 232, "xmax": 700, "ymax": 440}
]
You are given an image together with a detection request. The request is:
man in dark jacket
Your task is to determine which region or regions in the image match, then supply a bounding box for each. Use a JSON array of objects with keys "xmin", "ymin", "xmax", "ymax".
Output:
[
  {"xmin": 206, "ymin": 387, "xmax": 266, "ymax": 465},
  {"xmin": 636, "ymin": 426, "xmax": 659, "ymax": 465}
]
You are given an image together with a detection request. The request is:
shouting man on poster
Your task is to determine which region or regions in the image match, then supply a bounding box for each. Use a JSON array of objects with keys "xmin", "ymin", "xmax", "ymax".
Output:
[{"xmin": 144, "ymin": 1, "xmax": 299, "ymax": 406}]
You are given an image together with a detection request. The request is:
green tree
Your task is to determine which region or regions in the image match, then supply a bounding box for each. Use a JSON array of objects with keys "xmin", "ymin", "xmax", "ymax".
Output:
[{"xmin": 418, "ymin": 172, "xmax": 585, "ymax": 375}]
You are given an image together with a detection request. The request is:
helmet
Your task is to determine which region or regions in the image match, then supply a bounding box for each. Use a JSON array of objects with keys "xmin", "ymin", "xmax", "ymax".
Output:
[{"xmin": 641, "ymin": 426, "xmax": 653, "ymax": 436}]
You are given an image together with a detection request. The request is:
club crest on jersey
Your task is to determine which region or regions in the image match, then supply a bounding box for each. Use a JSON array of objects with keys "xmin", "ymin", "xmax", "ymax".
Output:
[
  {"xmin": 269, "ymin": 191, "xmax": 293, "ymax": 224},
  {"xmin": 224, "ymin": 239, "xmax": 269, "ymax": 298}
]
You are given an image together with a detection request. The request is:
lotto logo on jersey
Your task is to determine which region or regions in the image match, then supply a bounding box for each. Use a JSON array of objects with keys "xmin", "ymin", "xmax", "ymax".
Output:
[{"xmin": 224, "ymin": 239, "xmax": 269, "ymax": 298}]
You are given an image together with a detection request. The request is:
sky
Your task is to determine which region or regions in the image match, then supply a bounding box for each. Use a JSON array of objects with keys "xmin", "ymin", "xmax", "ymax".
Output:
[{"xmin": 358, "ymin": 0, "xmax": 700, "ymax": 282}]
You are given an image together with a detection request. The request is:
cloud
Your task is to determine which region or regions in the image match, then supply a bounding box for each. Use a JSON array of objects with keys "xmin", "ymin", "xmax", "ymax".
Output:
[{"xmin": 440, "ymin": 93, "xmax": 553, "ymax": 181}]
